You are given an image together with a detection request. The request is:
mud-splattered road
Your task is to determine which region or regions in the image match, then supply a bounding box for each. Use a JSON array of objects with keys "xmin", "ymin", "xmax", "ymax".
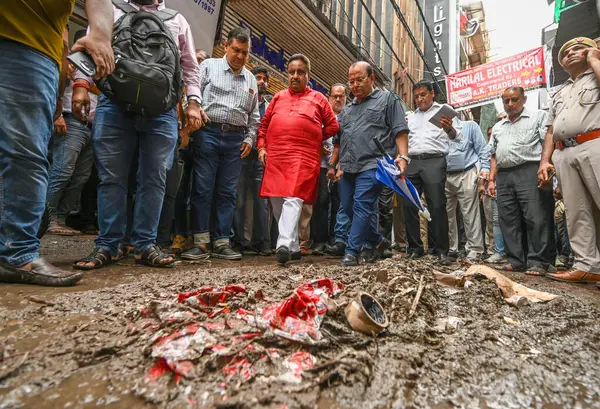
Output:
[{"xmin": 1, "ymin": 236, "xmax": 599, "ymax": 409}]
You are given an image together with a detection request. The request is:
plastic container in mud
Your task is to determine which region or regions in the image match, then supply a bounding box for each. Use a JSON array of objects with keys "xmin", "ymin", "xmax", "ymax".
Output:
[{"xmin": 345, "ymin": 292, "xmax": 389, "ymax": 335}]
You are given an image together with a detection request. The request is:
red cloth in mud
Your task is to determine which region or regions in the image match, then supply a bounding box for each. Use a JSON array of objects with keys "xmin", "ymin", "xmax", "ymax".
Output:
[{"xmin": 257, "ymin": 87, "xmax": 339, "ymax": 204}]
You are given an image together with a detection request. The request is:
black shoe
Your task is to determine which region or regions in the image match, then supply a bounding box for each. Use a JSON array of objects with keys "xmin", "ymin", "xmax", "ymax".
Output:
[
  {"xmin": 290, "ymin": 250, "xmax": 302, "ymax": 261},
  {"xmin": 326, "ymin": 242, "xmax": 346, "ymax": 256},
  {"xmin": 361, "ymin": 248, "xmax": 376, "ymax": 263},
  {"xmin": 258, "ymin": 243, "xmax": 272, "ymax": 256},
  {"xmin": 448, "ymin": 250, "xmax": 460, "ymax": 259},
  {"xmin": 341, "ymin": 254, "xmax": 360, "ymax": 267},
  {"xmin": 212, "ymin": 245, "xmax": 242, "ymax": 260},
  {"xmin": 438, "ymin": 254, "xmax": 452, "ymax": 266},
  {"xmin": 276, "ymin": 246, "xmax": 290, "ymax": 265},
  {"xmin": 374, "ymin": 238, "xmax": 392, "ymax": 259},
  {"xmin": 312, "ymin": 243, "xmax": 327, "ymax": 256},
  {"xmin": 0, "ymin": 258, "xmax": 83, "ymax": 287},
  {"xmin": 231, "ymin": 242, "xmax": 245, "ymax": 255},
  {"xmin": 408, "ymin": 252, "xmax": 424, "ymax": 260},
  {"xmin": 382, "ymin": 249, "xmax": 393, "ymax": 259},
  {"xmin": 181, "ymin": 245, "xmax": 211, "ymax": 260},
  {"xmin": 427, "ymin": 247, "xmax": 437, "ymax": 255}
]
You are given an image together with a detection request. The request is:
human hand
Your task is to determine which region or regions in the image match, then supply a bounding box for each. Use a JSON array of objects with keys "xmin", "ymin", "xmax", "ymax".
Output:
[
  {"xmin": 537, "ymin": 161, "xmax": 555, "ymax": 188},
  {"xmin": 258, "ymin": 149, "xmax": 267, "ymax": 165},
  {"xmin": 179, "ymin": 126, "xmax": 191, "ymax": 149},
  {"xmin": 72, "ymin": 86, "xmax": 90, "ymax": 122},
  {"xmin": 479, "ymin": 171, "xmax": 489, "ymax": 181},
  {"xmin": 71, "ymin": 31, "xmax": 115, "ymax": 79},
  {"xmin": 240, "ymin": 142, "xmax": 252, "ymax": 158},
  {"xmin": 394, "ymin": 156, "xmax": 407, "ymax": 173},
  {"xmin": 488, "ymin": 180, "xmax": 496, "ymax": 198},
  {"xmin": 439, "ymin": 115, "xmax": 453, "ymax": 132},
  {"xmin": 335, "ymin": 169, "xmax": 344, "ymax": 182},
  {"xmin": 54, "ymin": 116, "xmax": 67, "ymax": 135},
  {"xmin": 322, "ymin": 145, "xmax": 332, "ymax": 155},
  {"xmin": 478, "ymin": 180, "xmax": 486, "ymax": 200},
  {"xmin": 185, "ymin": 101, "xmax": 207, "ymax": 131},
  {"xmin": 585, "ymin": 47, "xmax": 600, "ymax": 64}
]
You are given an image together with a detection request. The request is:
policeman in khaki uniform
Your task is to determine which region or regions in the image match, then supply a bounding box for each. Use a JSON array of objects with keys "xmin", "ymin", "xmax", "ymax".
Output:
[{"xmin": 538, "ymin": 37, "xmax": 600, "ymax": 286}]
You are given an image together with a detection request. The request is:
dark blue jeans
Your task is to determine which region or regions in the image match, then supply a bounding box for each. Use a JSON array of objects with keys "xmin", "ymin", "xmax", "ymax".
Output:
[
  {"xmin": 338, "ymin": 169, "xmax": 383, "ymax": 256},
  {"xmin": 191, "ymin": 126, "xmax": 244, "ymax": 244},
  {"xmin": 47, "ymin": 114, "xmax": 94, "ymax": 224},
  {"xmin": 233, "ymin": 152, "xmax": 269, "ymax": 248},
  {"xmin": 0, "ymin": 39, "xmax": 58, "ymax": 267},
  {"xmin": 93, "ymin": 94, "xmax": 177, "ymax": 256}
]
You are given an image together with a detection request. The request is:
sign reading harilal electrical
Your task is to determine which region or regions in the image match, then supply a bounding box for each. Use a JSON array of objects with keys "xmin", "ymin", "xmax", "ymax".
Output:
[{"xmin": 446, "ymin": 47, "xmax": 546, "ymax": 109}]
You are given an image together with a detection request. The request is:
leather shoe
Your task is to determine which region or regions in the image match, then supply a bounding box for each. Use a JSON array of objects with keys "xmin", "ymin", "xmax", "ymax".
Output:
[
  {"xmin": 291, "ymin": 250, "xmax": 302, "ymax": 261},
  {"xmin": 408, "ymin": 252, "xmax": 424, "ymax": 260},
  {"xmin": 326, "ymin": 242, "xmax": 346, "ymax": 256},
  {"xmin": 0, "ymin": 258, "xmax": 83, "ymax": 287},
  {"xmin": 547, "ymin": 269, "xmax": 600, "ymax": 284},
  {"xmin": 374, "ymin": 238, "xmax": 391, "ymax": 259},
  {"xmin": 276, "ymin": 246, "xmax": 290, "ymax": 265},
  {"xmin": 312, "ymin": 243, "xmax": 327, "ymax": 256},
  {"xmin": 438, "ymin": 254, "xmax": 452, "ymax": 266},
  {"xmin": 341, "ymin": 254, "xmax": 360, "ymax": 267},
  {"xmin": 361, "ymin": 248, "xmax": 376, "ymax": 264}
]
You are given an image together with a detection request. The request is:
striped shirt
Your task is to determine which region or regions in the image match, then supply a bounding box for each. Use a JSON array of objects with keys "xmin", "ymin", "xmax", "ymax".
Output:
[
  {"xmin": 199, "ymin": 56, "xmax": 260, "ymax": 146},
  {"xmin": 489, "ymin": 108, "xmax": 548, "ymax": 169}
]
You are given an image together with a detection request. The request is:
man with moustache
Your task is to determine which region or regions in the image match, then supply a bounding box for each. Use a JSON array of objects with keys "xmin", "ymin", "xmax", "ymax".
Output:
[
  {"xmin": 257, "ymin": 54, "xmax": 339, "ymax": 265},
  {"xmin": 488, "ymin": 87, "xmax": 555, "ymax": 276},
  {"xmin": 328, "ymin": 61, "xmax": 409, "ymax": 266},
  {"xmin": 538, "ymin": 37, "xmax": 600, "ymax": 286}
]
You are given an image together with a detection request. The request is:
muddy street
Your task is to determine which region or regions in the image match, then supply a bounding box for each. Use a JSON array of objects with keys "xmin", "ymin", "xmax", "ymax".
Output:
[{"xmin": 1, "ymin": 236, "xmax": 599, "ymax": 409}]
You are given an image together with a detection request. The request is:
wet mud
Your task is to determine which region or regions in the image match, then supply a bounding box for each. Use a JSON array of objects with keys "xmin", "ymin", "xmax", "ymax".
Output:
[{"xmin": 1, "ymin": 236, "xmax": 599, "ymax": 409}]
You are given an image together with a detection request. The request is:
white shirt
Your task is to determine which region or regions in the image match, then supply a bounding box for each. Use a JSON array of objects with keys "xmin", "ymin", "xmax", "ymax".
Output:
[{"xmin": 407, "ymin": 102, "xmax": 461, "ymax": 156}]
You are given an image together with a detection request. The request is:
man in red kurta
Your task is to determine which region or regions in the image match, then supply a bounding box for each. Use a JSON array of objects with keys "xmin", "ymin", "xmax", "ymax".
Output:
[{"xmin": 257, "ymin": 54, "xmax": 339, "ymax": 265}]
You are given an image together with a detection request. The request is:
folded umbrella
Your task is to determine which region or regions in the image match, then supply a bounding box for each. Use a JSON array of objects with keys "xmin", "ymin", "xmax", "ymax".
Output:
[{"xmin": 373, "ymin": 139, "xmax": 431, "ymax": 221}]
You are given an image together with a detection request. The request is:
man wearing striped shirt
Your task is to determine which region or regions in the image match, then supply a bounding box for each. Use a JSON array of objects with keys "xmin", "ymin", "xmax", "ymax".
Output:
[{"xmin": 182, "ymin": 27, "xmax": 260, "ymax": 261}]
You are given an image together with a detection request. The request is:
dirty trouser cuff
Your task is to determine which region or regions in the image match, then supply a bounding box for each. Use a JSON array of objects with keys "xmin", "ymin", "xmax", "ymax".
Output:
[{"xmin": 193, "ymin": 233, "xmax": 210, "ymax": 245}]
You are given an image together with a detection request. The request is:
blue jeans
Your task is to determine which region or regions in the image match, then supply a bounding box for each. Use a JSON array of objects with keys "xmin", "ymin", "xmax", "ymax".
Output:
[
  {"xmin": 191, "ymin": 126, "xmax": 244, "ymax": 244},
  {"xmin": 338, "ymin": 169, "xmax": 383, "ymax": 256},
  {"xmin": 47, "ymin": 115, "xmax": 94, "ymax": 224},
  {"xmin": 233, "ymin": 152, "xmax": 269, "ymax": 247},
  {"xmin": 93, "ymin": 94, "xmax": 177, "ymax": 256},
  {"xmin": 334, "ymin": 204, "xmax": 351, "ymax": 245},
  {"xmin": 491, "ymin": 197, "xmax": 505, "ymax": 255},
  {"xmin": 0, "ymin": 39, "xmax": 58, "ymax": 267}
]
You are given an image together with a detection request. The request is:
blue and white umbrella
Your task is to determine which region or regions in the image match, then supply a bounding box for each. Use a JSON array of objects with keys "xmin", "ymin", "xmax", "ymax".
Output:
[{"xmin": 374, "ymin": 139, "xmax": 431, "ymax": 221}]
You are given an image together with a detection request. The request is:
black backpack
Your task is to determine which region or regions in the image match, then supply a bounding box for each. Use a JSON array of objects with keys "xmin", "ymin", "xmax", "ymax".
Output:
[{"xmin": 97, "ymin": 0, "xmax": 184, "ymax": 116}]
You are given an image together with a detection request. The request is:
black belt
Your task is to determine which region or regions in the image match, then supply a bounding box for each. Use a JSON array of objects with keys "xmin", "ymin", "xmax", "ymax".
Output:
[
  {"xmin": 409, "ymin": 152, "xmax": 445, "ymax": 160},
  {"xmin": 207, "ymin": 122, "xmax": 247, "ymax": 133},
  {"xmin": 447, "ymin": 163, "xmax": 475, "ymax": 175},
  {"xmin": 63, "ymin": 112, "xmax": 93, "ymax": 129}
]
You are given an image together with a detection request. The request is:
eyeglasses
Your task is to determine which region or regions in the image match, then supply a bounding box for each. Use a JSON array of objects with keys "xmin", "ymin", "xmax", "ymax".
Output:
[
  {"xmin": 287, "ymin": 69, "xmax": 307, "ymax": 77},
  {"xmin": 347, "ymin": 77, "xmax": 368, "ymax": 87},
  {"xmin": 502, "ymin": 97, "xmax": 521, "ymax": 104}
]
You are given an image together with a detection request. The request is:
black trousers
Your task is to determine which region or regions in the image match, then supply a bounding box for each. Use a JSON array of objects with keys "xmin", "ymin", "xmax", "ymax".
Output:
[
  {"xmin": 404, "ymin": 155, "xmax": 449, "ymax": 255},
  {"xmin": 379, "ymin": 186, "xmax": 394, "ymax": 241},
  {"xmin": 329, "ymin": 179, "xmax": 341, "ymax": 245},
  {"xmin": 157, "ymin": 150, "xmax": 183, "ymax": 247},
  {"xmin": 174, "ymin": 146, "xmax": 194, "ymax": 237},
  {"xmin": 496, "ymin": 162, "xmax": 556, "ymax": 270},
  {"xmin": 310, "ymin": 167, "xmax": 330, "ymax": 245}
]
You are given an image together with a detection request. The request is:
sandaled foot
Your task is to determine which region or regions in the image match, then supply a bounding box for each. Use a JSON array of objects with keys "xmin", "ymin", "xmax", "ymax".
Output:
[
  {"xmin": 525, "ymin": 266, "xmax": 546, "ymax": 276},
  {"xmin": 135, "ymin": 245, "xmax": 174, "ymax": 268},
  {"xmin": 73, "ymin": 248, "xmax": 113, "ymax": 270},
  {"xmin": 47, "ymin": 224, "xmax": 81, "ymax": 236},
  {"xmin": 496, "ymin": 264, "xmax": 524, "ymax": 272},
  {"xmin": 0, "ymin": 258, "xmax": 83, "ymax": 286},
  {"xmin": 114, "ymin": 244, "xmax": 131, "ymax": 261}
]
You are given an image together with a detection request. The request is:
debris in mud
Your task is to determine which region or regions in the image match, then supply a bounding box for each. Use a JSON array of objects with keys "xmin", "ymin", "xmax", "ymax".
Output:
[{"xmin": 345, "ymin": 292, "xmax": 389, "ymax": 335}]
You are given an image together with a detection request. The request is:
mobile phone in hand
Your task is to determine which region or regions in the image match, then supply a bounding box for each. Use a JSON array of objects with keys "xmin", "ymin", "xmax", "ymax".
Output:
[{"xmin": 67, "ymin": 51, "xmax": 96, "ymax": 77}]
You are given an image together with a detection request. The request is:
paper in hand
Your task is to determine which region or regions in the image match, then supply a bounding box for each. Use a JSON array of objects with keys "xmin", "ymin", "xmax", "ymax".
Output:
[{"xmin": 428, "ymin": 104, "xmax": 458, "ymax": 128}]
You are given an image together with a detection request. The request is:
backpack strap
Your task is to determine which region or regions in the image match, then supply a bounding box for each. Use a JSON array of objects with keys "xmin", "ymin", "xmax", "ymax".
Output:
[
  {"xmin": 156, "ymin": 7, "xmax": 179, "ymax": 22},
  {"xmin": 112, "ymin": 0, "xmax": 138, "ymax": 13}
]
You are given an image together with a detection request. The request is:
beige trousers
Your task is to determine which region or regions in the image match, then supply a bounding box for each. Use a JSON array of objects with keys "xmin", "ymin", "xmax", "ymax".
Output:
[
  {"xmin": 445, "ymin": 167, "xmax": 484, "ymax": 257},
  {"xmin": 298, "ymin": 204, "xmax": 313, "ymax": 250},
  {"xmin": 553, "ymin": 138, "xmax": 600, "ymax": 273}
]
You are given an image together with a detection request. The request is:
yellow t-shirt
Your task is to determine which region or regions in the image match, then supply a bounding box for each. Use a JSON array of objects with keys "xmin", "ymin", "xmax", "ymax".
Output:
[{"xmin": 0, "ymin": 0, "xmax": 75, "ymax": 66}]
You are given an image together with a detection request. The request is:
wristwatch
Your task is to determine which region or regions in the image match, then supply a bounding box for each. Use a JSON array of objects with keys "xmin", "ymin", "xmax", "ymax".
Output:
[
  {"xmin": 397, "ymin": 154, "xmax": 411, "ymax": 164},
  {"xmin": 327, "ymin": 162, "xmax": 337, "ymax": 169},
  {"xmin": 188, "ymin": 96, "xmax": 202, "ymax": 104}
]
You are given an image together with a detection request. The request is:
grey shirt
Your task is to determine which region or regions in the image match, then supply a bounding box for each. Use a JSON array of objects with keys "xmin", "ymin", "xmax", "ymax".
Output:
[
  {"xmin": 489, "ymin": 108, "xmax": 548, "ymax": 169},
  {"xmin": 333, "ymin": 89, "xmax": 409, "ymax": 173}
]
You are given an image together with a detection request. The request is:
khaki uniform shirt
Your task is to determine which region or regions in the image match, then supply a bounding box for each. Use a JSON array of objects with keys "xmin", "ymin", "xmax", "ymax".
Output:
[{"xmin": 547, "ymin": 69, "xmax": 600, "ymax": 141}]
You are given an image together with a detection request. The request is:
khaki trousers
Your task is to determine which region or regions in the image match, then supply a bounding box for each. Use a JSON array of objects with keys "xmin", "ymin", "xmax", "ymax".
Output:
[
  {"xmin": 445, "ymin": 167, "xmax": 484, "ymax": 257},
  {"xmin": 298, "ymin": 204, "xmax": 313, "ymax": 250},
  {"xmin": 553, "ymin": 138, "xmax": 600, "ymax": 273}
]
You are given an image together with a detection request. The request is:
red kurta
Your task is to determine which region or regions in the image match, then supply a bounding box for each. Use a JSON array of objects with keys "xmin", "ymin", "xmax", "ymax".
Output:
[{"xmin": 257, "ymin": 88, "xmax": 339, "ymax": 204}]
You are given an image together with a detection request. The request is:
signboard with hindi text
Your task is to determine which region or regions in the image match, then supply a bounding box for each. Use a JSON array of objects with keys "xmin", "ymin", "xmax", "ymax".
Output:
[
  {"xmin": 167, "ymin": 0, "xmax": 223, "ymax": 55},
  {"xmin": 445, "ymin": 47, "xmax": 546, "ymax": 109}
]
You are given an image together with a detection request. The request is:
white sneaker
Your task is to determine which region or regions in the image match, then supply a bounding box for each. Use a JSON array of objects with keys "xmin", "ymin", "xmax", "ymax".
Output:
[{"xmin": 485, "ymin": 252, "xmax": 507, "ymax": 264}]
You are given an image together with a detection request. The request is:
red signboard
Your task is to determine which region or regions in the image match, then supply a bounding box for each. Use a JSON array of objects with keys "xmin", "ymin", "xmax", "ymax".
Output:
[{"xmin": 446, "ymin": 47, "xmax": 546, "ymax": 109}]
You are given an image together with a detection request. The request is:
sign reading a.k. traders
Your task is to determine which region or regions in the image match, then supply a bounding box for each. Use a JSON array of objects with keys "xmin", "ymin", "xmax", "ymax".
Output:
[{"xmin": 446, "ymin": 47, "xmax": 547, "ymax": 109}]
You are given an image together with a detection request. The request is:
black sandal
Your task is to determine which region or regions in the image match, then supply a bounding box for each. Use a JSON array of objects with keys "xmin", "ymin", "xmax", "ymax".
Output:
[
  {"xmin": 115, "ymin": 244, "xmax": 131, "ymax": 261},
  {"xmin": 135, "ymin": 245, "xmax": 175, "ymax": 268},
  {"xmin": 73, "ymin": 248, "xmax": 113, "ymax": 270}
]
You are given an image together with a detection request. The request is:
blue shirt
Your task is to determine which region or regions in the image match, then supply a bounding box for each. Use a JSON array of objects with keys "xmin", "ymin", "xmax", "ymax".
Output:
[{"xmin": 446, "ymin": 120, "xmax": 491, "ymax": 173}]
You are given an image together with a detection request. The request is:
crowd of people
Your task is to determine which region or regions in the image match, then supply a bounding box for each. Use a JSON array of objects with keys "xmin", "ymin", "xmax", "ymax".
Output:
[{"xmin": 0, "ymin": 0, "xmax": 599, "ymax": 291}]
